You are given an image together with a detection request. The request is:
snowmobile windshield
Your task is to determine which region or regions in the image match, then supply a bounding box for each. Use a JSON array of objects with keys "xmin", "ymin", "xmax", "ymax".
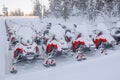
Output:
[{"xmin": 21, "ymin": 38, "xmax": 33, "ymax": 46}]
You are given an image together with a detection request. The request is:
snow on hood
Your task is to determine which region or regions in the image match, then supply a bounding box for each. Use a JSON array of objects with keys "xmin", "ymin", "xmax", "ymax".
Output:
[
  {"xmin": 49, "ymin": 25, "xmax": 65, "ymax": 40},
  {"xmin": 16, "ymin": 26, "xmax": 35, "ymax": 43},
  {"xmin": 49, "ymin": 25, "xmax": 68, "ymax": 50},
  {"xmin": 75, "ymin": 23, "xmax": 94, "ymax": 46},
  {"xmin": 96, "ymin": 23, "xmax": 115, "ymax": 42}
]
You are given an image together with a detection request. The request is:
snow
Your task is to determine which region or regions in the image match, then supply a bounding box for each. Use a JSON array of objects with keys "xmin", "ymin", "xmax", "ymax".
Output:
[
  {"xmin": 96, "ymin": 23, "xmax": 115, "ymax": 43},
  {"xmin": 16, "ymin": 26, "xmax": 35, "ymax": 42},
  {"xmin": 75, "ymin": 22, "xmax": 94, "ymax": 46},
  {"xmin": 5, "ymin": 49, "xmax": 120, "ymax": 80},
  {"xmin": 116, "ymin": 21, "xmax": 120, "ymax": 28},
  {"xmin": 0, "ymin": 18, "xmax": 7, "ymax": 80},
  {"xmin": 0, "ymin": 16, "xmax": 120, "ymax": 80},
  {"xmin": 49, "ymin": 25, "xmax": 65, "ymax": 40}
]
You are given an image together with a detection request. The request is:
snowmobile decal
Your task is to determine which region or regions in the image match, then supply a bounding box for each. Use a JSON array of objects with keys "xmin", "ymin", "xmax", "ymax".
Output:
[
  {"xmin": 92, "ymin": 38, "xmax": 107, "ymax": 49},
  {"xmin": 46, "ymin": 43, "xmax": 58, "ymax": 54},
  {"xmin": 72, "ymin": 41, "xmax": 85, "ymax": 52}
]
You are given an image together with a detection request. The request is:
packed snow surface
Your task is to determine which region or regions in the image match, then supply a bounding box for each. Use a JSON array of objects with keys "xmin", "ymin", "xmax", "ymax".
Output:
[
  {"xmin": 6, "ymin": 49, "xmax": 120, "ymax": 80},
  {"xmin": 0, "ymin": 18, "xmax": 7, "ymax": 80}
]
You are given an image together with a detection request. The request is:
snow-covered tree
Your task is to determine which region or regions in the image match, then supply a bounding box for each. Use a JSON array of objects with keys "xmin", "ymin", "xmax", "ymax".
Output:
[
  {"xmin": 49, "ymin": 0, "xmax": 120, "ymax": 20},
  {"xmin": 33, "ymin": 0, "xmax": 42, "ymax": 17},
  {"xmin": 9, "ymin": 9, "xmax": 24, "ymax": 16},
  {"xmin": 17, "ymin": 8, "xmax": 22, "ymax": 16},
  {"xmin": 50, "ymin": 0, "xmax": 63, "ymax": 17},
  {"xmin": 2, "ymin": 5, "xmax": 8, "ymax": 16},
  {"xmin": 63, "ymin": 0, "xmax": 72, "ymax": 20}
]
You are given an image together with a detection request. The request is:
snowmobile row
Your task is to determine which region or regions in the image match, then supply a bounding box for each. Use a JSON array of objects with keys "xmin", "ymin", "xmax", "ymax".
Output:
[{"xmin": 5, "ymin": 20, "xmax": 120, "ymax": 74}]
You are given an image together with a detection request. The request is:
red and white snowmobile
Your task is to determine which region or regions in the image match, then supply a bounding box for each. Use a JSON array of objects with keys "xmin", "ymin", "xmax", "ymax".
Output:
[
  {"xmin": 65, "ymin": 23, "xmax": 95, "ymax": 61},
  {"xmin": 43, "ymin": 36, "xmax": 68, "ymax": 67},
  {"xmin": 11, "ymin": 39, "xmax": 40, "ymax": 73},
  {"xmin": 48, "ymin": 25, "xmax": 69, "ymax": 55},
  {"xmin": 13, "ymin": 38, "xmax": 39, "ymax": 61},
  {"xmin": 72, "ymin": 33, "xmax": 91, "ymax": 61},
  {"xmin": 89, "ymin": 23, "xmax": 116, "ymax": 55},
  {"xmin": 10, "ymin": 26, "xmax": 41, "ymax": 73},
  {"xmin": 43, "ymin": 36, "xmax": 57, "ymax": 67},
  {"xmin": 42, "ymin": 25, "xmax": 69, "ymax": 67},
  {"xmin": 13, "ymin": 26, "xmax": 40, "ymax": 61},
  {"xmin": 90, "ymin": 30, "xmax": 114, "ymax": 55}
]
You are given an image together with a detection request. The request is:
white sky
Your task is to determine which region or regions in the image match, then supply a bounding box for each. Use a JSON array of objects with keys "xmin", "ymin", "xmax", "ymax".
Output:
[{"xmin": 0, "ymin": 0, "xmax": 49, "ymax": 14}]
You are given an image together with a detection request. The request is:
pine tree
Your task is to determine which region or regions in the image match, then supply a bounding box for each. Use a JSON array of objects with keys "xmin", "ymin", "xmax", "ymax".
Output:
[
  {"xmin": 63, "ymin": 0, "xmax": 72, "ymax": 21},
  {"xmin": 33, "ymin": 0, "xmax": 42, "ymax": 17}
]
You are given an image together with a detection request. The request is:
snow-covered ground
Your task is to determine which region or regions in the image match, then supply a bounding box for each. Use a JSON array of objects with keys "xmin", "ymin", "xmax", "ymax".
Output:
[
  {"xmin": 0, "ymin": 16, "xmax": 120, "ymax": 80},
  {"xmin": 6, "ymin": 49, "xmax": 120, "ymax": 80},
  {"xmin": 0, "ymin": 18, "xmax": 7, "ymax": 80}
]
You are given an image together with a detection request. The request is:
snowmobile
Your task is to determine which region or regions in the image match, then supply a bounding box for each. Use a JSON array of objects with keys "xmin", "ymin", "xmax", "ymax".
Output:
[
  {"xmin": 10, "ymin": 26, "xmax": 41, "ymax": 73},
  {"xmin": 48, "ymin": 25, "xmax": 69, "ymax": 55},
  {"xmin": 42, "ymin": 25, "xmax": 70, "ymax": 67},
  {"xmin": 64, "ymin": 23, "xmax": 95, "ymax": 61},
  {"xmin": 42, "ymin": 35, "xmax": 69, "ymax": 67},
  {"xmin": 13, "ymin": 26, "xmax": 41, "ymax": 61},
  {"xmin": 89, "ymin": 29, "xmax": 114, "ymax": 55},
  {"xmin": 72, "ymin": 33, "xmax": 92, "ymax": 61},
  {"xmin": 42, "ymin": 35, "xmax": 58, "ymax": 67},
  {"xmin": 13, "ymin": 38, "xmax": 39, "ymax": 61},
  {"xmin": 10, "ymin": 38, "xmax": 40, "ymax": 73}
]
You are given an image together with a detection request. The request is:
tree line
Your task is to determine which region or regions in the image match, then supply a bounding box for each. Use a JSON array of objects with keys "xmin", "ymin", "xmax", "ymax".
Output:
[
  {"xmin": 2, "ymin": 0, "xmax": 120, "ymax": 21},
  {"xmin": 33, "ymin": 0, "xmax": 120, "ymax": 21}
]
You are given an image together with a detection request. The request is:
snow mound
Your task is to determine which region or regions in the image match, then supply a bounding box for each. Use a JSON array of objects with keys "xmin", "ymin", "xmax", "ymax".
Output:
[{"xmin": 0, "ymin": 19, "xmax": 6, "ymax": 80}]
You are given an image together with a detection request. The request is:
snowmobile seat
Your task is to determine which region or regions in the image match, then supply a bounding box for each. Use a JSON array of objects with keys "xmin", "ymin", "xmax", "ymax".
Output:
[
  {"xmin": 81, "ymin": 47, "xmax": 91, "ymax": 52},
  {"xmin": 115, "ymin": 30, "xmax": 120, "ymax": 34},
  {"xmin": 113, "ymin": 36, "xmax": 120, "ymax": 43}
]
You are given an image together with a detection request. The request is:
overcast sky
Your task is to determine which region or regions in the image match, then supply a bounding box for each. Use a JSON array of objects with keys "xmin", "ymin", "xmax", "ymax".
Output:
[{"xmin": 0, "ymin": 0, "xmax": 49, "ymax": 14}]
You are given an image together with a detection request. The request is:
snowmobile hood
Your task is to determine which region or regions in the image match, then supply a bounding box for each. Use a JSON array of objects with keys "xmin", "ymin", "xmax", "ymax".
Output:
[
  {"xmin": 49, "ymin": 25, "xmax": 65, "ymax": 40},
  {"xmin": 16, "ymin": 27, "xmax": 35, "ymax": 42}
]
